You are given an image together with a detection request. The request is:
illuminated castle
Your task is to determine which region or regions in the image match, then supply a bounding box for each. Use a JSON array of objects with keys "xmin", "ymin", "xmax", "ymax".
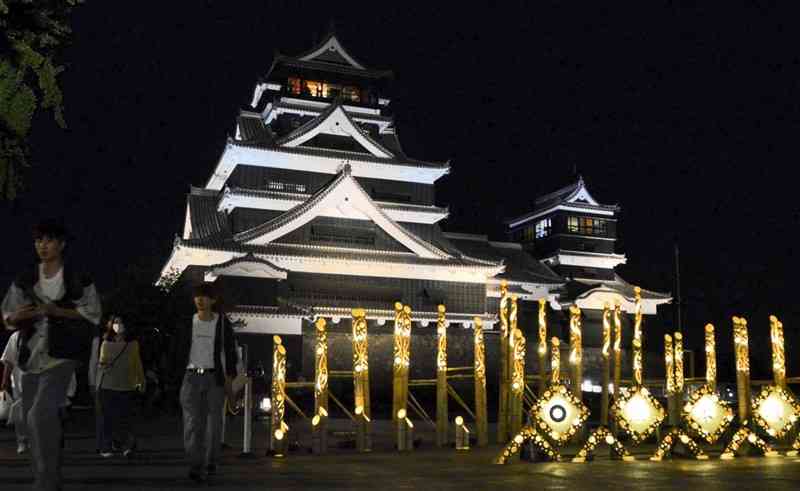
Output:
[{"xmin": 158, "ymin": 30, "xmax": 670, "ymax": 389}]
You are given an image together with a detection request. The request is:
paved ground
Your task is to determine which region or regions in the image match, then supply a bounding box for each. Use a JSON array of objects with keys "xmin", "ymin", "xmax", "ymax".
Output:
[{"xmin": 1, "ymin": 409, "xmax": 799, "ymax": 490}]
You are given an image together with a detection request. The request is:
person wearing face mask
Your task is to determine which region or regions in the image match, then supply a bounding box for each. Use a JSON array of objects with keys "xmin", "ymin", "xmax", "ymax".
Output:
[{"xmin": 94, "ymin": 315, "xmax": 144, "ymax": 458}]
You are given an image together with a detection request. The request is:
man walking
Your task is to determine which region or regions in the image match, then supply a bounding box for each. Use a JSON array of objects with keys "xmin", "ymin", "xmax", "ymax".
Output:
[
  {"xmin": 173, "ymin": 284, "xmax": 236, "ymax": 482},
  {"xmin": 2, "ymin": 220, "xmax": 101, "ymax": 491}
]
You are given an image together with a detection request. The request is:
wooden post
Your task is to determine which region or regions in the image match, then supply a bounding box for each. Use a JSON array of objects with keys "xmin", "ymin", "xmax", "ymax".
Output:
[
  {"xmin": 473, "ymin": 316, "xmax": 488, "ymax": 447},
  {"xmin": 732, "ymin": 316, "xmax": 751, "ymax": 422},
  {"xmin": 705, "ymin": 324, "xmax": 717, "ymax": 391},
  {"xmin": 601, "ymin": 305, "xmax": 611, "ymax": 426},
  {"xmin": 674, "ymin": 331, "xmax": 685, "ymax": 412},
  {"xmin": 551, "ymin": 337, "xmax": 560, "ymax": 384},
  {"xmin": 436, "ymin": 305, "xmax": 449, "ymax": 447},
  {"xmin": 632, "ymin": 288, "xmax": 644, "ymax": 387},
  {"xmin": 664, "ymin": 334, "xmax": 677, "ymax": 425},
  {"xmin": 392, "ymin": 303, "xmax": 411, "ymax": 429},
  {"xmin": 569, "ymin": 304, "xmax": 583, "ymax": 399},
  {"xmin": 352, "ymin": 308, "xmax": 371, "ymax": 442},
  {"xmin": 612, "ymin": 304, "xmax": 623, "ymax": 436},
  {"xmin": 270, "ymin": 337, "xmax": 287, "ymax": 455},
  {"xmin": 313, "ymin": 318, "xmax": 328, "ymax": 454},
  {"xmin": 538, "ymin": 299, "xmax": 548, "ymax": 396},
  {"xmin": 510, "ymin": 327, "xmax": 526, "ymax": 436},
  {"xmin": 770, "ymin": 315, "xmax": 786, "ymax": 388},
  {"xmin": 497, "ymin": 281, "xmax": 510, "ymax": 443}
]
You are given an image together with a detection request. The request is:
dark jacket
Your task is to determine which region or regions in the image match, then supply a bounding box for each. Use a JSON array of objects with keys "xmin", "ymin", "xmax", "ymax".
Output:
[
  {"xmin": 172, "ymin": 313, "xmax": 237, "ymax": 387},
  {"xmin": 15, "ymin": 264, "xmax": 94, "ymax": 362}
]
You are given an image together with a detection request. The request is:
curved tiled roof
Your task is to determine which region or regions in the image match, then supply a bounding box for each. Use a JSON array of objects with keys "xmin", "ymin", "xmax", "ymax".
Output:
[
  {"xmin": 274, "ymin": 99, "xmax": 396, "ymax": 158},
  {"xmin": 231, "ymin": 165, "xmax": 454, "ymax": 261},
  {"xmin": 231, "ymin": 139, "xmax": 449, "ymax": 169}
]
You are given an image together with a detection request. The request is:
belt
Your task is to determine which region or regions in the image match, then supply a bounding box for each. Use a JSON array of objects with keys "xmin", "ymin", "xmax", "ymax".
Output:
[{"xmin": 186, "ymin": 368, "xmax": 216, "ymax": 374}]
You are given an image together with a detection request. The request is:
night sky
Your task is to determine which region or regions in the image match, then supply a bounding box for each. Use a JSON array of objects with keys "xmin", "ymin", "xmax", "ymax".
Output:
[{"xmin": 1, "ymin": 2, "xmax": 799, "ymax": 381}]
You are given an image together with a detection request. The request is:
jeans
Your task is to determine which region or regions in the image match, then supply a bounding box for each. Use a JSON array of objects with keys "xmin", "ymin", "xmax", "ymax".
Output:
[
  {"xmin": 180, "ymin": 371, "xmax": 225, "ymax": 473},
  {"xmin": 21, "ymin": 361, "xmax": 76, "ymax": 491},
  {"xmin": 95, "ymin": 389, "xmax": 136, "ymax": 453}
]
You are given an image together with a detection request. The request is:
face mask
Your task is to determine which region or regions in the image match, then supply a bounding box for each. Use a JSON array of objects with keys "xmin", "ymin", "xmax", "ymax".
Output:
[{"xmin": 113, "ymin": 321, "xmax": 125, "ymax": 335}]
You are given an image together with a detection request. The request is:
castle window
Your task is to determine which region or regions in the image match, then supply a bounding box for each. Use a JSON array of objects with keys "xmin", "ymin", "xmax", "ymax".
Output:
[
  {"xmin": 287, "ymin": 77, "xmax": 361, "ymax": 102},
  {"xmin": 267, "ymin": 181, "xmax": 307, "ymax": 193},
  {"xmin": 535, "ymin": 218, "xmax": 552, "ymax": 238},
  {"xmin": 522, "ymin": 226, "xmax": 535, "ymax": 241},
  {"xmin": 567, "ymin": 216, "xmax": 607, "ymax": 236}
]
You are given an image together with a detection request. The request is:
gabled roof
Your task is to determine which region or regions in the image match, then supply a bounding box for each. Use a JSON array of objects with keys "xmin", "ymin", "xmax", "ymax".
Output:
[
  {"xmin": 295, "ymin": 32, "xmax": 367, "ymax": 70},
  {"xmin": 232, "ymin": 164, "xmax": 451, "ymax": 260},
  {"xmin": 205, "ymin": 253, "xmax": 287, "ymax": 281},
  {"xmin": 552, "ymin": 274, "xmax": 671, "ymax": 314},
  {"xmin": 274, "ymin": 99, "xmax": 395, "ymax": 158},
  {"xmin": 506, "ymin": 176, "xmax": 619, "ymax": 228}
]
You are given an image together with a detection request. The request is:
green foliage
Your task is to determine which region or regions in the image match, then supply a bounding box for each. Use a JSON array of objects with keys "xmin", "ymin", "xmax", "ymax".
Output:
[{"xmin": 0, "ymin": 0, "xmax": 82, "ymax": 200}]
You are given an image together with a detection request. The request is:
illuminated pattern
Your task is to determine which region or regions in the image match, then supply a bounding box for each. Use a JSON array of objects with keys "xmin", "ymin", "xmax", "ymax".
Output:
[
  {"xmin": 612, "ymin": 304, "xmax": 622, "ymax": 398},
  {"xmin": 473, "ymin": 316, "xmax": 488, "ymax": 446},
  {"xmin": 511, "ymin": 329, "xmax": 526, "ymax": 395},
  {"xmin": 664, "ymin": 334, "xmax": 675, "ymax": 395},
  {"xmin": 495, "ymin": 425, "xmax": 561, "ymax": 464},
  {"xmin": 632, "ymin": 287, "xmax": 643, "ymax": 386},
  {"xmin": 474, "ymin": 317, "xmax": 486, "ymax": 384},
  {"xmin": 392, "ymin": 303, "xmax": 411, "ymax": 425},
  {"xmin": 733, "ymin": 317, "xmax": 750, "ymax": 374},
  {"xmin": 650, "ymin": 428, "xmax": 707, "ymax": 461},
  {"xmin": 612, "ymin": 386, "xmax": 666, "ymax": 444},
  {"xmin": 271, "ymin": 338, "xmax": 287, "ymax": 447},
  {"xmin": 721, "ymin": 425, "xmax": 778, "ymax": 458},
  {"xmin": 682, "ymin": 385, "xmax": 734, "ymax": 444},
  {"xmin": 601, "ymin": 306, "xmax": 611, "ymax": 359},
  {"xmin": 770, "ymin": 316, "xmax": 785, "ymax": 387},
  {"xmin": 531, "ymin": 384, "xmax": 590, "ymax": 446},
  {"xmin": 674, "ymin": 332, "xmax": 684, "ymax": 393},
  {"xmin": 393, "ymin": 303, "xmax": 411, "ymax": 371},
  {"xmin": 499, "ymin": 281, "xmax": 510, "ymax": 340},
  {"xmin": 538, "ymin": 299, "xmax": 547, "ymax": 356},
  {"xmin": 352, "ymin": 308, "xmax": 370, "ymax": 417},
  {"xmin": 705, "ymin": 324, "xmax": 716, "ymax": 389},
  {"xmin": 568, "ymin": 305, "xmax": 582, "ymax": 366},
  {"xmin": 550, "ymin": 337, "xmax": 560, "ymax": 385},
  {"xmin": 751, "ymin": 385, "xmax": 800, "ymax": 438},
  {"xmin": 315, "ymin": 318, "xmax": 328, "ymax": 406},
  {"xmin": 572, "ymin": 427, "xmax": 632, "ymax": 462},
  {"xmin": 436, "ymin": 304, "xmax": 447, "ymax": 372}
]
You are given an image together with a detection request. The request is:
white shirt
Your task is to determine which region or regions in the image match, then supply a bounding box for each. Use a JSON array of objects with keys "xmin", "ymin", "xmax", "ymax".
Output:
[
  {"xmin": 1, "ymin": 264, "xmax": 102, "ymax": 374},
  {"xmin": 187, "ymin": 313, "xmax": 217, "ymax": 369}
]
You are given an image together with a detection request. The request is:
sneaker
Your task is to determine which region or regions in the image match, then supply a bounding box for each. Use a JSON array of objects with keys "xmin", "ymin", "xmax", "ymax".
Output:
[
  {"xmin": 188, "ymin": 470, "xmax": 207, "ymax": 483},
  {"xmin": 123, "ymin": 448, "xmax": 134, "ymax": 458},
  {"xmin": 100, "ymin": 451, "xmax": 114, "ymax": 458},
  {"xmin": 16, "ymin": 442, "xmax": 29, "ymax": 455}
]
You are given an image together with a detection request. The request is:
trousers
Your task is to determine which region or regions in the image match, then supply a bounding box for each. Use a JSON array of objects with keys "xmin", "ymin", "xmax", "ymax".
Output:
[
  {"xmin": 21, "ymin": 361, "xmax": 75, "ymax": 491},
  {"xmin": 179, "ymin": 371, "xmax": 225, "ymax": 473},
  {"xmin": 96, "ymin": 389, "xmax": 136, "ymax": 453}
]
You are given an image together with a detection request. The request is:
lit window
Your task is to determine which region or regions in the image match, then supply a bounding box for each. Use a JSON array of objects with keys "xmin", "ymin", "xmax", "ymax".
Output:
[
  {"xmin": 288, "ymin": 77, "xmax": 302, "ymax": 95},
  {"xmin": 567, "ymin": 216, "xmax": 607, "ymax": 236},
  {"xmin": 287, "ymin": 79, "xmax": 360, "ymax": 102},
  {"xmin": 522, "ymin": 226, "xmax": 535, "ymax": 241},
  {"xmin": 535, "ymin": 218, "xmax": 552, "ymax": 239},
  {"xmin": 267, "ymin": 181, "xmax": 307, "ymax": 193}
]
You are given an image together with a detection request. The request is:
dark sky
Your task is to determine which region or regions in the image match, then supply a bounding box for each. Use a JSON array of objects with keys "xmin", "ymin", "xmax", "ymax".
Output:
[{"xmin": 2, "ymin": 2, "xmax": 799, "ymax": 380}]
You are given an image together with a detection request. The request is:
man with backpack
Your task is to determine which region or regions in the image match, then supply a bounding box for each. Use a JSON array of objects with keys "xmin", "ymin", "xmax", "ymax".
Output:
[{"xmin": 2, "ymin": 220, "xmax": 101, "ymax": 491}]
